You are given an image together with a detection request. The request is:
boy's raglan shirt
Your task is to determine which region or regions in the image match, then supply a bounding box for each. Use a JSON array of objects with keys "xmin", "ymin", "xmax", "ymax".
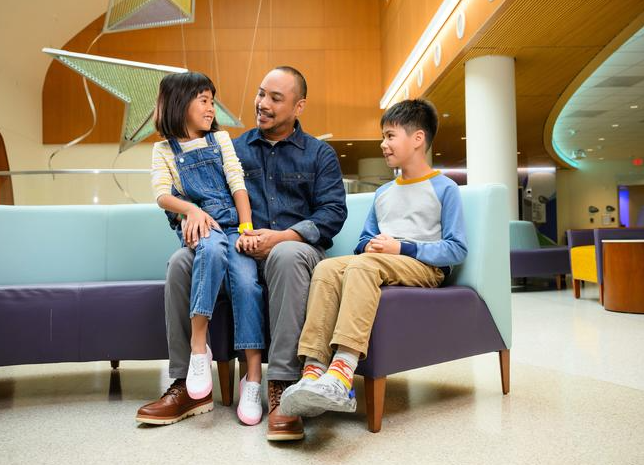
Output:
[{"xmin": 355, "ymin": 171, "xmax": 468, "ymax": 269}]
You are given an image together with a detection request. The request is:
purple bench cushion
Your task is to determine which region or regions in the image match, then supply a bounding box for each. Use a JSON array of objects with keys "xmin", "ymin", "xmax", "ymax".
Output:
[
  {"xmin": 510, "ymin": 247, "xmax": 571, "ymax": 278},
  {"xmin": 356, "ymin": 285, "xmax": 506, "ymax": 379},
  {"xmin": 0, "ymin": 281, "xmax": 234, "ymax": 367}
]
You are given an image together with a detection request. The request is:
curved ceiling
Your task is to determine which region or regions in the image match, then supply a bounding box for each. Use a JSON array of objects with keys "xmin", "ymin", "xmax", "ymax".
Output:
[
  {"xmin": 551, "ymin": 26, "xmax": 644, "ymax": 168},
  {"xmin": 425, "ymin": 0, "xmax": 644, "ymax": 169}
]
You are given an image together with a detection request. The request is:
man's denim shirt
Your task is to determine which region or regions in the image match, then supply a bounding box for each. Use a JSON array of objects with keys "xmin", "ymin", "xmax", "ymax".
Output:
[{"xmin": 234, "ymin": 120, "xmax": 347, "ymax": 250}]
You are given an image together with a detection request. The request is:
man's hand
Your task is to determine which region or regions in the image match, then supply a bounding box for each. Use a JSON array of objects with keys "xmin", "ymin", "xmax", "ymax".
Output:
[
  {"xmin": 365, "ymin": 233, "xmax": 401, "ymax": 255},
  {"xmin": 183, "ymin": 206, "xmax": 219, "ymax": 248},
  {"xmin": 241, "ymin": 229, "xmax": 300, "ymax": 259}
]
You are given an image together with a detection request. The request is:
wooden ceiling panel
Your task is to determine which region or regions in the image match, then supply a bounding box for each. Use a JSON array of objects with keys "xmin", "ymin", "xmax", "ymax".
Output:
[{"xmin": 42, "ymin": 0, "xmax": 383, "ymax": 145}]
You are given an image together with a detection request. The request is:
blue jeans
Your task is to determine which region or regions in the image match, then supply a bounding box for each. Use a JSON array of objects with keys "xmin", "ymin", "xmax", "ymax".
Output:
[{"xmin": 190, "ymin": 227, "xmax": 265, "ymax": 350}]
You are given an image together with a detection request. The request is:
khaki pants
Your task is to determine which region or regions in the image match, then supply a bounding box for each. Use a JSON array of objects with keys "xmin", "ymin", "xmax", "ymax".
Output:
[{"xmin": 298, "ymin": 253, "xmax": 444, "ymax": 364}]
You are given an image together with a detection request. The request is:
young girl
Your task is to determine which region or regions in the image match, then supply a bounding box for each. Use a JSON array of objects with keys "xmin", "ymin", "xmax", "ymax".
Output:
[{"xmin": 151, "ymin": 72, "xmax": 264, "ymax": 426}]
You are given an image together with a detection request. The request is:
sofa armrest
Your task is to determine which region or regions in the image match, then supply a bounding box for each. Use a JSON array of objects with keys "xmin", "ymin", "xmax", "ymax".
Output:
[{"xmin": 450, "ymin": 184, "xmax": 512, "ymax": 348}]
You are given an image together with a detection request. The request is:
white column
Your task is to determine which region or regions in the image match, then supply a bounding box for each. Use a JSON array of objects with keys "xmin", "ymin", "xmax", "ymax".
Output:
[{"xmin": 465, "ymin": 55, "xmax": 518, "ymax": 219}]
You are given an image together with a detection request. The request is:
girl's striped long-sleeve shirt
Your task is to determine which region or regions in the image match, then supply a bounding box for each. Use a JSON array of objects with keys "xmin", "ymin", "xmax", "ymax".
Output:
[{"xmin": 150, "ymin": 130, "xmax": 246, "ymax": 200}]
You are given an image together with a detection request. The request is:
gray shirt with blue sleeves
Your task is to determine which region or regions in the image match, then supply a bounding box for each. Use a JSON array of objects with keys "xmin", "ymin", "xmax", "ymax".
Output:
[{"xmin": 354, "ymin": 171, "xmax": 468, "ymax": 270}]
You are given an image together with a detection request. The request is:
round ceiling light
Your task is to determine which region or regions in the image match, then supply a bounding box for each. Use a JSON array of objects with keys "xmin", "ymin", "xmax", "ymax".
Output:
[{"xmin": 456, "ymin": 11, "xmax": 466, "ymax": 39}]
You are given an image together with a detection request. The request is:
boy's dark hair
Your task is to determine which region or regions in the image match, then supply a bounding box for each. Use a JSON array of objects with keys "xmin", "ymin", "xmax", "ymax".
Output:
[
  {"xmin": 154, "ymin": 72, "xmax": 219, "ymax": 139},
  {"xmin": 274, "ymin": 66, "xmax": 307, "ymax": 100},
  {"xmin": 380, "ymin": 99, "xmax": 439, "ymax": 150}
]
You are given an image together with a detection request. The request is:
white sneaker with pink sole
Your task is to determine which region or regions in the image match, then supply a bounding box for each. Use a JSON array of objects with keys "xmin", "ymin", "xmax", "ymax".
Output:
[
  {"xmin": 237, "ymin": 375, "xmax": 262, "ymax": 425},
  {"xmin": 186, "ymin": 345, "xmax": 212, "ymax": 400}
]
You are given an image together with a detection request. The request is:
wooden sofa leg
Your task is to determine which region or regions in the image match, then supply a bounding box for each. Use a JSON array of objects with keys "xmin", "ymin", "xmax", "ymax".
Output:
[
  {"xmin": 110, "ymin": 360, "xmax": 120, "ymax": 370},
  {"xmin": 499, "ymin": 350, "xmax": 510, "ymax": 395},
  {"xmin": 599, "ymin": 283, "xmax": 604, "ymax": 305},
  {"xmin": 364, "ymin": 376, "xmax": 386, "ymax": 433},
  {"xmin": 573, "ymin": 279, "xmax": 581, "ymax": 299},
  {"xmin": 216, "ymin": 360, "xmax": 235, "ymax": 407}
]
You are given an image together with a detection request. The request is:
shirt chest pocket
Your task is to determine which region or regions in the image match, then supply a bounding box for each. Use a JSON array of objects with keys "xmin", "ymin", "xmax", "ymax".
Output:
[
  {"xmin": 277, "ymin": 172, "xmax": 315, "ymax": 208},
  {"xmin": 279, "ymin": 172, "xmax": 315, "ymax": 183},
  {"xmin": 244, "ymin": 168, "xmax": 263, "ymax": 180}
]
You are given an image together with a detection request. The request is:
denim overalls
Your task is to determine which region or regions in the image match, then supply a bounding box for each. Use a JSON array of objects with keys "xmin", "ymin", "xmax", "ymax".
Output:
[{"xmin": 168, "ymin": 132, "xmax": 265, "ymax": 350}]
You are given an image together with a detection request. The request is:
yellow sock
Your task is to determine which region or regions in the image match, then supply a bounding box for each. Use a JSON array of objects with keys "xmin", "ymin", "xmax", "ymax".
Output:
[{"xmin": 327, "ymin": 358, "xmax": 355, "ymax": 390}]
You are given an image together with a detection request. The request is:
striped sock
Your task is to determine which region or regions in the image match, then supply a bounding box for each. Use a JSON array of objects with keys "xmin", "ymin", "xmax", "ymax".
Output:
[
  {"xmin": 327, "ymin": 349, "xmax": 359, "ymax": 391},
  {"xmin": 302, "ymin": 358, "xmax": 327, "ymax": 381}
]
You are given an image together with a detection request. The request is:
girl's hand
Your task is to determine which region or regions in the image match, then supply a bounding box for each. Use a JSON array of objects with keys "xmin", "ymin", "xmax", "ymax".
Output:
[
  {"xmin": 183, "ymin": 206, "xmax": 219, "ymax": 247},
  {"xmin": 235, "ymin": 233, "xmax": 259, "ymax": 252}
]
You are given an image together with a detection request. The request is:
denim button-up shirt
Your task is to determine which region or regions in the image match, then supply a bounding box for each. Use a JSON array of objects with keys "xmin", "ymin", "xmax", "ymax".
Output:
[{"xmin": 233, "ymin": 120, "xmax": 347, "ymax": 250}]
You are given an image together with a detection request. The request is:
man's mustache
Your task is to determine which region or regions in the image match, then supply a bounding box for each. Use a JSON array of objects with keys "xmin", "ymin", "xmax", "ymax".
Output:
[{"xmin": 256, "ymin": 107, "xmax": 273, "ymax": 117}]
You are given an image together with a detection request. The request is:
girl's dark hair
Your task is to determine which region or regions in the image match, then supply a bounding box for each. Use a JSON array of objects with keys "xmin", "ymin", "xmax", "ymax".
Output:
[
  {"xmin": 380, "ymin": 99, "xmax": 439, "ymax": 150},
  {"xmin": 154, "ymin": 72, "xmax": 219, "ymax": 139}
]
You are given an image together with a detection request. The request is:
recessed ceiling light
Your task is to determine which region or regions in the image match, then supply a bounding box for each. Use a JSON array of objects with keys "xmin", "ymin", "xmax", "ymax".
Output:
[
  {"xmin": 517, "ymin": 151, "xmax": 521, "ymax": 155},
  {"xmin": 612, "ymin": 124, "xmax": 619, "ymax": 128},
  {"xmin": 442, "ymin": 113, "xmax": 450, "ymax": 118},
  {"xmin": 346, "ymin": 142, "xmax": 353, "ymax": 146},
  {"xmin": 435, "ymin": 152, "xmax": 442, "ymax": 156},
  {"xmin": 630, "ymin": 105, "xmax": 639, "ymax": 109},
  {"xmin": 340, "ymin": 154, "xmax": 347, "ymax": 158},
  {"xmin": 461, "ymin": 136, "xmax": 466, "ymax": 140},
  {"xmin": 598, "ymin": 137, "xmax": 605, "ymax": 141}
]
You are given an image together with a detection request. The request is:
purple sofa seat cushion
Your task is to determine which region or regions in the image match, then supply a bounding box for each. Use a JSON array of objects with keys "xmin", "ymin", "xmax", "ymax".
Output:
[
  {"xmin": 510, "ymin": 246, "xmax": 571, "ymax": 278},
  {"xmin": 0, "ymin": 281, "xmax": 234, "ymax": 367},
  {"xmin": 356, "ymin": 285, "xmax": 506, "ymax": 379},
  {"xmin": 0, "ymin": 284, "xmax": 81, "ymax": 366}
]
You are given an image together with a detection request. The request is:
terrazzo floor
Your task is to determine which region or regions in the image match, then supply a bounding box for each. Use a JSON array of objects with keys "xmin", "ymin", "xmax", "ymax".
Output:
[{"xmin": 1, "ymin": 281, "xmax": 643, "ymax": 465}]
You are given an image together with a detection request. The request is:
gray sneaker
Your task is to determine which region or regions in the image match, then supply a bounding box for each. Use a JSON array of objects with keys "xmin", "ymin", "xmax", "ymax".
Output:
[
  {"xmin": 281, "ymin": 376, "xmax": 356, "ymax": 416},
  {"xmin": 280, "ymin": 378, "xmax": 326, "ymax": 417}
]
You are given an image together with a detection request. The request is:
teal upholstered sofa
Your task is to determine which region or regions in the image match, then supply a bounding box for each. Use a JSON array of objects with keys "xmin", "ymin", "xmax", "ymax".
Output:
[{"xmin": 0, "ymin": 184, "xmax": 511, "ymax": 432}]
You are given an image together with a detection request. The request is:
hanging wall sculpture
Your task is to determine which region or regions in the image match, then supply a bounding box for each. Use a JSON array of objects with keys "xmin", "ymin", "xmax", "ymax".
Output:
[
  {"xmin": 103, "ymin": 0, "xmax": 195, "ymax": 33},
  {"xmin": 44, "ymin": 48, "xmax": 187, "ymax": 153},
  {"xmin": 43, "ymin": 48, "xmax": 243, "ymax": 153},
  {"xmin": 42, "ymin": 0, "xmax": 244, "ymax": 202}
]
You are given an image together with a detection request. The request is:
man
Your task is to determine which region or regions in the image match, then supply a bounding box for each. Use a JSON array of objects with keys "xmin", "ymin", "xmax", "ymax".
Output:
[{"xmin": 136, "ymin": 66, "xmax": 347, "ymax": 441}]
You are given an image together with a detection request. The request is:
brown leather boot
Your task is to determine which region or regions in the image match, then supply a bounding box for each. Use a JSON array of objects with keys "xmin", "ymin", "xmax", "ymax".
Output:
[
  {"xmin": 266, "ymin": 380, "xmax": 304, "ymax": 441},
  {"xmin": 136, "ymin": 379, "xmax": 213, "ymax": 425}
]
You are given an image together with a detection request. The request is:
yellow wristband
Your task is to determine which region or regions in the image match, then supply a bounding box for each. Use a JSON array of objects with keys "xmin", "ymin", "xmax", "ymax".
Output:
[{"xmin": 238, "ymin": 222, "xmax": 254, "ymax": 234}]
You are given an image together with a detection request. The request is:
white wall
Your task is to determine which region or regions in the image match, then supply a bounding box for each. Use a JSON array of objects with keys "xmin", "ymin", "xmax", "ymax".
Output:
[{"xmin": 0, "ymin": 1, "xmax": 155, "ymax": 205}]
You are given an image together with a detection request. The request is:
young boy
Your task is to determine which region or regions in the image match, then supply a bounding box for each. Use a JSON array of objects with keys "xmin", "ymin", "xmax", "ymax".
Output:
[{"xmin": 280, "ymin": 99, "xmax": 468, "ymax": 416}]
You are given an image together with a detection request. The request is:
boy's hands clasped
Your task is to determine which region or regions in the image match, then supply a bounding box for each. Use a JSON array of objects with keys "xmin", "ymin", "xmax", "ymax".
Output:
[{"xmin": 365, "ymin": 233, "xmax": 401, "ymax": 255}]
